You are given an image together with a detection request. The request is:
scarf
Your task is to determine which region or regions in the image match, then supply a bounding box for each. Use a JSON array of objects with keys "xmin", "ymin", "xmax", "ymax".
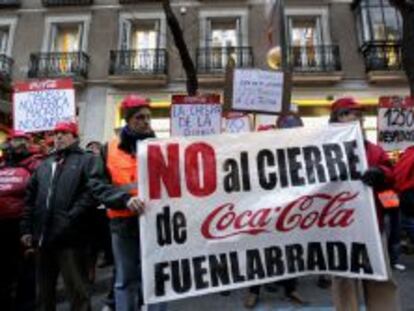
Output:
[{"xmin": 119, "ymin": 126, "xmax": 156, "ymax": 155}]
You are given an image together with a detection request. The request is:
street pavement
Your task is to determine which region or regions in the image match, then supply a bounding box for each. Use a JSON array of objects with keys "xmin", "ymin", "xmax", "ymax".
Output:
[{"xmin": 57, "ymin": 254, "xmax": 414, "ymax": 311}]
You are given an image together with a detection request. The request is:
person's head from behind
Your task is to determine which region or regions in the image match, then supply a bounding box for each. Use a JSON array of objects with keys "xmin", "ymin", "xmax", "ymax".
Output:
[
  {"xmin": 53, "ymin": 121, "xmax": 78, "ymax": 151},
  {"xmin": 329, "ymin": 97, "xmax": 364, "ymax": 125},
  {"xmin": 86, "ymin": 141, "xmax": 102, "ymax": 155},
  {"xmin": 276, "ymin": 112, "xmax": 304, "ymax": 129},
  {"xmin": 8, "ymin": 131, "xmax": 30, "ymax": 154},
  {"xmin": 121, "ymin": 95, "xmax": 152, "ymax": 135}
]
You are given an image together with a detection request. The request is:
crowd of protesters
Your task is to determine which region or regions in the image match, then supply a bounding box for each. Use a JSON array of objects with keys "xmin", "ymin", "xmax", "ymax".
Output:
[{"xmin": 0, "ymin": 95, "xmax": 413, "ymax": 311}]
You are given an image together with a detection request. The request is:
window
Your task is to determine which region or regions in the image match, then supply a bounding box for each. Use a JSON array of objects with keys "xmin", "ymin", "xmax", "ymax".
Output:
[
  {"xmin": 43, "ymin": 15, "xmax": 90, "ymax": 52},
  {"xmin": 198, "ymin": 9, "xmax": 250, "ymax": 72},
  {"xmin": 285, "ymin": 7, "xmax": 335, "ymax": 71},
  {"xmin": 354, "ymin": 0, "xmax": 402, "ymax": 44},
  {"xmin": 0, "ymin": 17, "xmax": 17, "ymax": 56},
  {"xmin": 49, "ymin": 23, "xmax": 83, "ymax": 52},
  {"xmin": 200, "ymin": 9, "xmax": 248, "ymax": 47},
  {"xmin": 118, "ymin": 12, "xmax": 166, "ymax": 73},
  {"xmin": 0, "ymin": 27, "xmax": 9, "ymax": 54},
  {"xmin": 207, "ymin": 17, "xmax": 241, "ymax": 48},
  {"xmin": 353, "ymin": 0, "xmax": 402, "ymax": 71},
  {"xmin": 38, "ymin": 15, "xmax": 90, "ymax": 77},
  {"xmin": 288, "ymin": 16, "xmax": 324, "ymax": 69},
  {"xmin": 206, "ymin": 17, "xmax": 241, "ymax": 68}
]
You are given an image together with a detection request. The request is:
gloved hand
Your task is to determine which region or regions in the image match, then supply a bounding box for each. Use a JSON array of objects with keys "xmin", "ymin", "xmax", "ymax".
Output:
[{"xmin": 361, "ymin": 166, "xmax": 385, "ymax": 187}]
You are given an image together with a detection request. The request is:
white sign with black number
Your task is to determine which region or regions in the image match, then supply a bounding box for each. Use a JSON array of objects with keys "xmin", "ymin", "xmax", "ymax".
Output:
[{"xmin": 377, "ymin": 96, "xmax": 414, "ymax": 152}]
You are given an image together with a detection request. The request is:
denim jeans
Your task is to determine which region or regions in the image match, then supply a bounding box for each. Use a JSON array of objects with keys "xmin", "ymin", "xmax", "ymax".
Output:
[
  {"xmin": 384, "ymin": 209, "xmax": 401, "ymax": 265},
  {"xmin": 111, "ymin": 217, "xmax": 167, "ymax": 311}
]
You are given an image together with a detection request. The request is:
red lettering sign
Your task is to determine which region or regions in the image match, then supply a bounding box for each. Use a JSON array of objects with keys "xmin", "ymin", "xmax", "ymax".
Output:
[{"xmin": 201, "ymin": 191, "xmax": 357, "ymax": 239}]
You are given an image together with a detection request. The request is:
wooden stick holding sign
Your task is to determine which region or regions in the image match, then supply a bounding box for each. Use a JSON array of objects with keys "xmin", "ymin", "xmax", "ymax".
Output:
[{"xmin": 223, "ymin": 112, "xmax": 253, "ymax": 133}]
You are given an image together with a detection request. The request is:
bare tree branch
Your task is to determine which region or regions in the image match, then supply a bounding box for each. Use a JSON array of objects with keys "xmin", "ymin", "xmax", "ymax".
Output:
[{"xmin": 162, "ymin": 0, "xmax": 198, "ymax": 96}]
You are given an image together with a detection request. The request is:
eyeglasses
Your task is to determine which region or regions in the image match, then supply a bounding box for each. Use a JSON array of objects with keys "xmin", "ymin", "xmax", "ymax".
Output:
[{"xmin": 134, "ymin": 114, "xmax": 151, "ymax": 120}]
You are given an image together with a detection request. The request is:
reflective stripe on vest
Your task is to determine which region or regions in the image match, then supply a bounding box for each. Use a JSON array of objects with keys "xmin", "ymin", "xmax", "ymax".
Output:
[
  {"xmin": 106, "ymin": 139, "xmax": 138, "ymax": 219},
  {"xmin": 378, "ymin": 190, "xmax": 400, "ymax": 209}
]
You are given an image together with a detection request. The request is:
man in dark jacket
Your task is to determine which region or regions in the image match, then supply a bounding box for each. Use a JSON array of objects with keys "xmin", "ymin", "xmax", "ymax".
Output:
[
  {"xmin": 20, "ymin": 121, "xmax": 97, "ymax": 311},
  {"xmin": 0, "ymin": 130, "xmax": 42, "ymax": 310},
  {"xmin": 329, "ymin": 98, "xmax": 400, "ymax": 311},
  {"xmin": 394, "ymin": 146, "xmax": 414, "ymax": 248}
]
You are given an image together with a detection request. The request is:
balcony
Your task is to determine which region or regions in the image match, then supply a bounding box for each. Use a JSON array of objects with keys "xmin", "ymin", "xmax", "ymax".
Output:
[
  {"xmin": 119, "ymin": 0, "xmax": 158, "ymax": 3},
  {"xmin": 0, "ymin": 54, "xmax": 13, "ymax": 84},
  {"xmin": 28, "ymin": 52, "xmax": 89, "ymax": 84},
  {"xmin": 196, "ymin": 46, "xmax": 253, "ymax": 85},
  {"xmin": 0, "ymin": 0, "xmax": 20, "ymax": 8},
  {"xmin": 288, "ymin": 45, "xmax": 343, "ymax": 85},
  {"xmin": 108, "ymin": 49, "xmax": 168, "ymax": 86},
  {"xmin": 361, "ymin": 41, "xmax": 405, "ymax": 84},
  {"xmin": 42, "ymin": 0, "xmax": 93, "ymax": 6}
]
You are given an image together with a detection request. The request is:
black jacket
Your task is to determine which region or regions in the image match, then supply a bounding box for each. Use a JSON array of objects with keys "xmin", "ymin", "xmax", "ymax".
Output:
[{"xmin": 21, "ymin": 143, "xmax": 98, "ymax": 248}]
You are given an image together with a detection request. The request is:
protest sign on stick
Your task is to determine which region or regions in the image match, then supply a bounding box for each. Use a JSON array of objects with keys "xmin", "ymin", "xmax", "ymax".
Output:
[
  {"xmin": 232, "ymin": 69, "xmax": 284, "ymax": 114},
  {"xmin": 139, "ymin": 123, "xmax": 387, "ymax": 304},
  {"xmin": 170, "ymin": 94, "xmax": 222, "ymax": 137},
  {"xmin": 377, "ymin": 96, "xmax": 414, "ymax": 152},
  {"xmin": 13, "ymin": 79, "xmax": 75, "ymax": 133},
  {"xmin": 223, "ymin": 112, "xmax": 252, "ymax": 133}
]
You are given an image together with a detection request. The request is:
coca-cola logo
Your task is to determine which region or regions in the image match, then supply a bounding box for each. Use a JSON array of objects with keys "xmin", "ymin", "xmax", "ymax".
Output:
[{"xmin": 201, "ymin": 191, "xmax": 358, "ymax": 239}]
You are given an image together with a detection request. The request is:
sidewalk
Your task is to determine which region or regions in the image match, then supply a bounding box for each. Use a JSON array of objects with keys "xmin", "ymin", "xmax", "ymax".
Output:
[{"xmin": 58, "ymin": 255, "xmax": 414, "ymax": 311}]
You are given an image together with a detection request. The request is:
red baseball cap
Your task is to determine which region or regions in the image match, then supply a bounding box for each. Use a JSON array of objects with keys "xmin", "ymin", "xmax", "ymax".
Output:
[
  {"xmin": 8, "ymin": 130, "xmax": 30, "ymax": 140},
  {"xmin": 331, "ymin": 97, "xmax": 363, "ymax": 112},
  {"xmin": 54, "ymin": 121, "xmax": 78, "ymax": 137},
  {"xmin": 257, "ymin": 124, "xmax": 276, "ymax": 132},
  {"xmin": 121, "ymin": 95, "xmax": 150, "ymax": 110}
]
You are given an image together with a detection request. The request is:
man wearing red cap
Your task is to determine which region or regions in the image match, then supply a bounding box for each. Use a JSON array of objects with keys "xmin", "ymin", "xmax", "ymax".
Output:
[
  {"xmin": 21, "ymin": 121, "xmax": 98, "ymax": 311},
  {"xmin": 89, "ymin": 95, "xmax": 166, "ymax": 311},
  {"xmin": 329, "ymin": 98, "xmax": 400, "ymax": 311},
  {"xmin": 0, "ymin": 130, "xmax": 42, "ymax": 310}
]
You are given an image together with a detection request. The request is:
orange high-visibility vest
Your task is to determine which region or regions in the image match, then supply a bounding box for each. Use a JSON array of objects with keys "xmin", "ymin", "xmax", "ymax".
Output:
[
  {"xmin": 378, "ymin": 190, "xmax": 400, "ymax": 209},
  {"xmin": 106, "ymin": 139, "xmax": 138, "ymax": 219}
]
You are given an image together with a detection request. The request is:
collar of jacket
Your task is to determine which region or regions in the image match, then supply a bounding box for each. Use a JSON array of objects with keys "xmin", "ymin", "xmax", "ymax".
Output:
[{"xmin": 52, "ymin": 142, "xmax": 83, "ymax": 159}]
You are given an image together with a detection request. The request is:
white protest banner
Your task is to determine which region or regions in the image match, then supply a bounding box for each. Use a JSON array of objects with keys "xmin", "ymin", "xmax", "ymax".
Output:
[
  {"xmin": 223, "ymin": 112, "xmax": 252, "ymax": 133},
  {"xmin": 139, "ymin": 123, "xmax": 387, "ymax": 304},
  {"xmin": 13, "ymin": 79, "xmax": 75, "ymax": 133},
  {"xmin": 232, "ymin": 69, "xmax": 283, "ymax": 114},
  {"xmin": 170, "ymin": 95, "xmax": 222, "ymax": 137},
  {"xmin": 377, "ymin": 96, "xmax": 414, "ymax": 152}
]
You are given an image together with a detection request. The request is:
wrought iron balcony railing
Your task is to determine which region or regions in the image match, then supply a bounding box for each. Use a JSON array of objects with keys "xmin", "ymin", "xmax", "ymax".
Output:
[
  {"xmin": 196, "ymin": 46, "xmax": 254, "ymax": 74},
  {"xmin": 361, "ymin": 41, "xmax": 402, "ymax": 71},
  {"xmin": 42, "ymin": 0, "xmax": 92, "ymax": 6},
  {"xmin": 109, "ymin": 49, "xmax": 168, "ymax": 76},
  {"xmin": 0, "ymin": 0, "xmax": 20, "ymax": 8},
  {"xmin": 28, "ymin": 52, "xmax": 89, "ymax": 79},
  {"xmin": 288, "ymin": 45, "xmax": 341, "ymax": 72},
  {"xmin": 0, "ymin": 54, "xmax": 13, "ymax": 81}
]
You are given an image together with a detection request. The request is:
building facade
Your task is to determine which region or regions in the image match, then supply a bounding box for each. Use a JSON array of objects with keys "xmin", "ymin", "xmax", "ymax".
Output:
[{"xmin": 0, "ymin": 0, "xmax": 409, "ymax": 143}]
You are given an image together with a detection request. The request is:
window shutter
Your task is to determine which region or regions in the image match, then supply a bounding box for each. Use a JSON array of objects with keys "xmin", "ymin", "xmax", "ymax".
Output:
[
  {"xmin": 206, "ymin": 18, "xmax": 212, "ymax": 47},
  {"xmin": 121, "ymin": 19, "xmax": 132, "ymax": 50},
  {"xmin": 0, "ymin": 28, "xmax": 8, "ymax": 54},
  {"xmin": 78, "ymin": 23, "xmax": 84, "ymax": 52},
  {"xmin": 155, "ymin": 19, "xmax": 161, "ymax": 48},
  {"xmin": 49, "ymin": 24, "xmax": 58, "ymax": 52},
  {"xmin": 236, "ymin": 17, "xmax": 242, "ymax": 47}
]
